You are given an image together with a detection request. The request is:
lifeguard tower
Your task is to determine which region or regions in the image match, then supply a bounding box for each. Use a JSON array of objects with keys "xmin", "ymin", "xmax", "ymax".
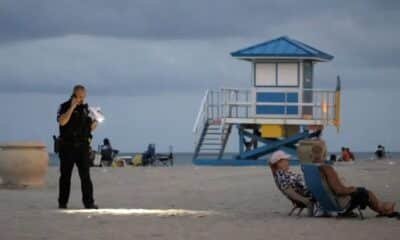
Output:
[{"xmin": 192, "ymin": 36, "xmax": 341, "ymax": 165}]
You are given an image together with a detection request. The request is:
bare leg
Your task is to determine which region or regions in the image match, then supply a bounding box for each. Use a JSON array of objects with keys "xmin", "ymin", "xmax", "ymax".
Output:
[{"xmin": 367, "ymin": 190, "xmax": 395, "ymax": 215}]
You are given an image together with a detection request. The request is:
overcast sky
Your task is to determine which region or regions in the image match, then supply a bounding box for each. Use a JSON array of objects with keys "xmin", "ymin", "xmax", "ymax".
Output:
[{"xmin": 0, "ymin": 0, "xmax": 399, "ymax": 153}]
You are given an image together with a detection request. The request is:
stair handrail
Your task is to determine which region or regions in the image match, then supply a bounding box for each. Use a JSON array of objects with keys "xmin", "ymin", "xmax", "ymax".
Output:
[{"xmin": 193, "ymin": 89, "xmax": 210, "ymax": 134}]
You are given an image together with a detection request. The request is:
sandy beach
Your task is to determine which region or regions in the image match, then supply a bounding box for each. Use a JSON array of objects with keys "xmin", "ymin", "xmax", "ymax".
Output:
[{"xmin": 1, "ymin": 159, "xmax": 399, "ymax": 240}]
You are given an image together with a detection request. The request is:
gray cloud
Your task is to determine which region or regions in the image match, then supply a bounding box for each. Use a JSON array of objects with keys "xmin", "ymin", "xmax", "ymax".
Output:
[
  {"xmin": 0, "ymin": 0, "xmax": 294, "ymax": 42},
  {"xmin": 1, "ymin": 0, "xmax": 398, "ymax": 43},
  {"xmin": 0, "ymin": 0, "xmax": 399, "ymax": 94},
  {"xmin": 0, "ymin": 36, "xmax": 250, "ymax": 95}
]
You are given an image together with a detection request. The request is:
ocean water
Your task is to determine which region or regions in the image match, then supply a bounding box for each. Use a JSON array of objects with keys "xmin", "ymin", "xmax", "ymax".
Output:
[
  {"xmin": 48, "ymin": 152, "xmax": 400, "ymax": 166},
  {"xmin": 49, "ymin": 152, "xmax": 195, "ymax": 166}
]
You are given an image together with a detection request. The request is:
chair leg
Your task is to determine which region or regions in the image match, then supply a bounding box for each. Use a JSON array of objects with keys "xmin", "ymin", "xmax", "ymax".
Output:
[
  {"xmin": 297, "ymin": 208, "xmax": 304, "ymax": 216},
  {"xmin": 288, "ymin": 207, "xmax": 297, "ymax": 216},
  {"xmin": 312, "ymin": 203, "xmax": 319, "ymax": 216},
  {"xmin": 306, "ymin": 203, "xmax": 315, "ymax": 217},
  {"xmin": 358, "ymin": 208, "xmax": 364, "ymax": 220}
]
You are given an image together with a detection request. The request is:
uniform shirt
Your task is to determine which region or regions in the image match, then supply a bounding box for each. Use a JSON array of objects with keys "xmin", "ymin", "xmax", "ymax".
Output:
[
  {"xmin": 274, "ymin": 169, "xmax": 311, "ymax": 197},
  {"xmin": 57, "ymin": 100, "xmax": 93, "ymax": 143}
]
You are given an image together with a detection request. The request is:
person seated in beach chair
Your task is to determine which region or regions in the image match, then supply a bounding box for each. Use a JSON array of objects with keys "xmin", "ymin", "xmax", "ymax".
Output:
[
  {"xmin": 302, "ymin": 163, "xmax": 363, "ymax": 218},
  {"xmin": 142, "ymin": 144, "xmax": 156, "ymax": 166},
  {"xmin": 100, "ymin": 138, "xmax": 119, "ymax": 166},
  {"xmin": 338, "ymin": 147, "xmax": 351, "ymax": 162},
  {"xmin": 346, "ymin": 148, "xmax": 355, "ymax": 161},
  {"xmin": 269, "ymin": 150, "xmax": 314, "ymax": 216},
  {"xmin": 375, "ymin": 145, "xmax": 386, "ymax": 159},
  {"xmin": 308, "ymin": 144, "xmax": 398, "ymax": 218}
]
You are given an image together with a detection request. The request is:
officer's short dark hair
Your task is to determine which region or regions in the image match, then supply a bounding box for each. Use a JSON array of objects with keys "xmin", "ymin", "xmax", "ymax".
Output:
[{"xmin": 73, "ymin": 85, "xmax": 86, "ymax": 93}]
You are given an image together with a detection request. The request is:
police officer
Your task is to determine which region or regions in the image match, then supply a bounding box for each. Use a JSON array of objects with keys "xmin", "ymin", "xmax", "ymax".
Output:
[{"xmin": 57, "ymin": 85, "xmax": 98, "ymax": 209}]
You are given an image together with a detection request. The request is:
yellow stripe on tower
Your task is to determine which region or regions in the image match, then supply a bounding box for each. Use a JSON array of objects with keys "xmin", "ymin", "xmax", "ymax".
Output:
[{"xmin": 334, "ymin": 90, "xmax": 341, "ymax": 132}]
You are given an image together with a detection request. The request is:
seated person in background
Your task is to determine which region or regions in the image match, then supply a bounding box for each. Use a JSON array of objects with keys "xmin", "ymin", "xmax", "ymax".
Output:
[
  {"xmin": 100, "ymin": 138, "xmax": 118, "ymax": 166},
  {"xmin": 270, "ymin": 150, "xmax": 311, "ymax": 199},
  {"xmin": 339, "ymin": 147, "xmax": 350, "ymax": 162},
  {"xmin": 346, "ymin": 148, "xmax": 355, "ymax": 161},
  {"xmin": 329, "ymin": 154, "xmax": 337, "ymax": 163},
  {"xmin": 142, "ymin": 144, "xmax": 156, "ymax": 166},
  {"xmin": 375, "ymin": 145, "xmax": 386, "ymax": 159},
  {"xmin": 312, "ymin": 144, "xmax": 398, "ymax": 217}
]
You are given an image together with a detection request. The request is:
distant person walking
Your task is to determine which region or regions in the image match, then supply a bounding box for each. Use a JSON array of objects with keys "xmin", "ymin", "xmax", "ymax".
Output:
[{"xmin": 57, "ymin": 85, "xmax": 99, "ymax": 209}]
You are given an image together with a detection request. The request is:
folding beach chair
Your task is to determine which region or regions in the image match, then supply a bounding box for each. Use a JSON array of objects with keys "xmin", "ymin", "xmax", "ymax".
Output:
[
  {"xmin": 153, "ymin": 152, "xmax": 174, "ymax": 166},
  {"xmin": 301, "ymin": 164, "xmax": 364, "ymax": 219},
  {"xmin": 270, "ymin": 166, "xmax": 314, "ymax": 216}
]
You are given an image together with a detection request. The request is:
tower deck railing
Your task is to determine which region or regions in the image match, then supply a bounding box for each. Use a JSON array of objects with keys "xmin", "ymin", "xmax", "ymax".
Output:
[{"xmin": 193, "ymin": 87, "xmax": 341, "ymax": 142}]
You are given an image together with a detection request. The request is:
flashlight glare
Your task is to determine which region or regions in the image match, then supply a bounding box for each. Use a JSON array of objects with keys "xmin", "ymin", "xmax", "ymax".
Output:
[
  {"xmin": 89, "ymin": 106, "xmax": 105, "ymax": 123},
  {"xmin": 60, "ymin": 208, "xmax": 217, "ymax": 217}
]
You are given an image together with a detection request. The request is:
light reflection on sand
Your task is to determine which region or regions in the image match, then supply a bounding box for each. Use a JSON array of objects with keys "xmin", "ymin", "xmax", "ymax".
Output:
[{"xmin": 60, "ymin": 208, "xmax": 218, "ymax": 216}]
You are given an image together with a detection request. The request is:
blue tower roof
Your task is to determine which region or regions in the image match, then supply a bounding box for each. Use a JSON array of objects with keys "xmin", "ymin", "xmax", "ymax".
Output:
[{"xmin": 231, "ymin": 36, "xmax": 334, "ymax": 61}]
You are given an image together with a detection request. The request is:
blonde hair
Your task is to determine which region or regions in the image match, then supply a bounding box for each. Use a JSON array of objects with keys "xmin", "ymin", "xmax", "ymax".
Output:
[{"xmin": 312, "ymin": 144, "xmax": 326, "ymax": 162}]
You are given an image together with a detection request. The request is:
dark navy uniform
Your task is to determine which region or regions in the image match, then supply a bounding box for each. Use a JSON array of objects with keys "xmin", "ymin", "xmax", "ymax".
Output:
[{"xmin": 57, "ymin": 100, "xmax": 95, "ymax": 208}]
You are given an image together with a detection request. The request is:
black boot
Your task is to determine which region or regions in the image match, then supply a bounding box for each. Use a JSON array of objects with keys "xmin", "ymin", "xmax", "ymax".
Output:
[
  {"xmin": 84, "ymin": 203, "xmax": 99, "ymax": 209},
  {"xmin": 58, "ymin": 204, "xmax": 68, "ymax": 209}
]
